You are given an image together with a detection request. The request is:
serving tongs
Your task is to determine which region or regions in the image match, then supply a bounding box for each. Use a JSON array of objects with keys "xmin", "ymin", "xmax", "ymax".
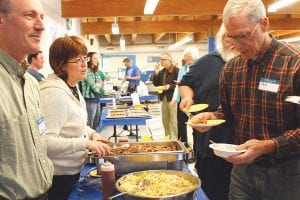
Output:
[
  {"xmin": 112, "ymin": 143, "xmax": 130, "ymax": 150},
  {"xmin": 87, "ymin": 143, "xmax": 130, "ymax": 156},
  {"xmin": 108, "ymin": 179, "xmax": 149, "ymax": 199}
]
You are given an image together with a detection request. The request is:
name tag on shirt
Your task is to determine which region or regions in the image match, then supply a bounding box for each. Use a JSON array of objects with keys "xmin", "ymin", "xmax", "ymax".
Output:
[
  {"xmin": 258, "ymin": 78, "xmax": 279, "ymax": 93},
  {"xmin": 37, "ymin": 116, "xmax": 46, "ymax": 135}
]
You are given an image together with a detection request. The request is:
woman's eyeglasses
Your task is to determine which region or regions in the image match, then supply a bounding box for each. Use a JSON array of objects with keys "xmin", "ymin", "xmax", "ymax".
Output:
[{"xmin": 67, "ymin": 56, "xmax": 88, "ymax": 65}]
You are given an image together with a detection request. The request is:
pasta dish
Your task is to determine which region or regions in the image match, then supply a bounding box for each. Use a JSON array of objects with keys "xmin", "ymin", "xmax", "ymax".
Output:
[{"xmin": 118, "ymin": 171, "xmax": 197, "ymax": 197}]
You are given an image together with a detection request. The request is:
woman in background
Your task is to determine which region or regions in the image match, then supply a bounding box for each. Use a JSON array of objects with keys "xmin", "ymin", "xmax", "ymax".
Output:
[
  {"xmin": 40, "ymin": 36, "xmax": 111, "ymax": 200},
  {"xmin": 81, "ymin": 52, "xmax": 106, "ymax": 130}
]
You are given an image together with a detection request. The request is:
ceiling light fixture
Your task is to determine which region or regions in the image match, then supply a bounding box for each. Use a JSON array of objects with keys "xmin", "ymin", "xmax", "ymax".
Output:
[
  {"xmin": 167, "ymin": 35, "xmax": 193, "ymax": 50},
  {"xmin": 267, "ymin": 0, "xmax": 300, "ymax": 12},
  {"xmin": 144, "ymin": 0, "xmax": 159, "ymax": 15},
  {"xmin": 111, "ymin": 17, "xmax": 119, "ymax": 35},
  {"xmin": 120, "ymin": 36, "xmax": 126, "ymax": 51}
]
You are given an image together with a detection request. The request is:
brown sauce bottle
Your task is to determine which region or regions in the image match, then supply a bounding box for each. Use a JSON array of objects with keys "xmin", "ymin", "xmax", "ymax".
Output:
[{"xmin": 101, "ymin": 161, "xmax": 116, "ymax": 200}]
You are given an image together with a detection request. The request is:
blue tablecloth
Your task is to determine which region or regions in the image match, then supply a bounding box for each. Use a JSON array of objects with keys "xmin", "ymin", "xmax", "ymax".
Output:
[
  {"xmin": 68, "ymin": 163, "xmax": 209, "ymax": 200},
  {"xmin": 99, "ymin": 94, "xmax": 158, "ymax": 104},
  {"xmin": 98, "ymin": 108, "xmax": 151, "ymax": 133}
]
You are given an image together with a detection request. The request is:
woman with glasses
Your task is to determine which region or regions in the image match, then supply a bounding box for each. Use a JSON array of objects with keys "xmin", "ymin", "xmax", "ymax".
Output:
[
  {"xmin": 40, "ymin": 36, "xmax": 111, "ymax": 200},
  {"xmin": 153, "ymin": 52, "xmax": 179, "ymax": 139},
  {"xmin": 80, "ymin": 52, "xmax": 106, "ymax": 130}
]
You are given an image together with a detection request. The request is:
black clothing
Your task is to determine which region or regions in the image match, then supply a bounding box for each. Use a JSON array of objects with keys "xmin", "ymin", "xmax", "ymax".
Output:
[
  {"xmin": 180, "ymin": 51, "xmax": 234, "ymax": 200},
  {"xmin": 177, "ymin": 103, "xmax": 189, "ymax": 142},
  {"xmin": 196, "ymin": 157, "xmax": 232, "ymax": 200},
  {"xmin": 152, "ymin": 67, "xmax": 179, "ymax": 101},
  {"xmin": 48, "ymin": 173, "xmax": 80, "ymax": 200}
]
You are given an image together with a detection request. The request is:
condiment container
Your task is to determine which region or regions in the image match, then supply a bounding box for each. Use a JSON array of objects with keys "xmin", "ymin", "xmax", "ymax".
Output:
[{"xmin": 101, "ymin": 161, "xmax": 116, "ymax": 200}]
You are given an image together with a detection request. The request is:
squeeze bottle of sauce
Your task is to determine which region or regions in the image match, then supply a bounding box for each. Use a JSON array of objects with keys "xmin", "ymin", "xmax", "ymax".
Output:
[{"xmin": 101, "ymin": 161, "xmax": 116, "ymax": 200}]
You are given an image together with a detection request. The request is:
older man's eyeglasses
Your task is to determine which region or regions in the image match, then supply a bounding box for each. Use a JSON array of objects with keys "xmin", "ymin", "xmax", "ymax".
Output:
[
  {"xmin": 67, "ymin": 57, "xmax": 88, "ymax": 65},
  {"xmin": 224, "ymin": 23, "xmax": 259, "ymax": 44},
  {"xmin": 160, "ymin": 58, "xmax": 168, "ymax": 61}
]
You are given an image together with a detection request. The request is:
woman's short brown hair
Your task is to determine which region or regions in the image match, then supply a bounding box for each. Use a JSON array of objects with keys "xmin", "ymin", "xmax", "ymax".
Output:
[{"xmin": 49, "ymin": 35, "xmax": 87, "ymax": 80}]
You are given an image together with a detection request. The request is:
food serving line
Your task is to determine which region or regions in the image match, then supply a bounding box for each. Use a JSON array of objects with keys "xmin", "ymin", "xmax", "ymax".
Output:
[
  {"xmin": 68, "ymin": 140, "xmax": 209, "ymax": 200},
  {"xmin": 77, "ymin": 97, "xmax": 213, "ymax": 199}
]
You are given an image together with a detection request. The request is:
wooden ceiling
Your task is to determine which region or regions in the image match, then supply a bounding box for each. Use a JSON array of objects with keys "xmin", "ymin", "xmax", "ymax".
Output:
[{"xmin": 61, "ymin": 0, "xmax": 300, "ymax": 46}]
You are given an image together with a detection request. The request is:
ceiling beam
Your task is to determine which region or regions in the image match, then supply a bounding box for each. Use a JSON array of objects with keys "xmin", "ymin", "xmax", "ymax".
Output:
[
  {"xmin": 270, "ymin": 30, "xmax": 299, "ymax": 37},
  {"xmin": 61, "ymin": 0, "xmax": 300, "ymax": 18},
  {"xmin": 176, "ymin": 33, "xmax": 194, "ymax": 41},
  {"xmin": 131, "ymin": 33, "xmax": 137, "ymax": 44},
  {"xmin": 61, "ymin": 0, "xmax": 227, "ymax": 18},
  {"xmin": 81, "ymin": 19, "xmax": 222, "ymax": 35},
  {"xmin": 278, "ymin": 31, "xmax": 300, "ymax": 39},
  {"xmin": 194, "ymin": 32, "xmax": 208, "ymax": 42},
  {"xmin": 81, "ymin": 18, "xmax": 300, "ymax": 36},
  {"xmin": 153, "ymin": 33, "xmax": 166, "ymax": 43},
  {"xmin": 269, "ymin": 18, "xmax": 300, "ymax": 30},
  {"xmin": 104, "ymin": 34, "xmax": 112, "ymax": 44}
]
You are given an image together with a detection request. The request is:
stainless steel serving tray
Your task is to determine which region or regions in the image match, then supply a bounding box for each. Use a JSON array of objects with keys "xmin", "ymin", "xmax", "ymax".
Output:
[{"xmin": 86, "ymin": 140, "xmax": 193, "ymax": 174}]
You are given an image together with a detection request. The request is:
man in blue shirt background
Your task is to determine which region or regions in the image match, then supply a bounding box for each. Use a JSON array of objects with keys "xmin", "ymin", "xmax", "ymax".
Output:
[{"xmin": 123, "ymin": 58, "xmax": 141, "ymax": 93}]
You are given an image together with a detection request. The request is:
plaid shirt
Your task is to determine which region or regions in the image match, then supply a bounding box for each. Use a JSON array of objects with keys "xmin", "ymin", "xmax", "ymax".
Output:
[{"xmin": 218, "ymin": 38, "xmax": 300, "ymax": 159}]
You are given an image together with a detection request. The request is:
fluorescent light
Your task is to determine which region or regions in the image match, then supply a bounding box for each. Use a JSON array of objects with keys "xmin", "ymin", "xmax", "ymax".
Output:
[
  {"xmin": 111, "ymin": 23, "xmax": 119, "ymax": 34},
  {"xmin": 280, "ymin": 36, "xmax": 300, "ymax": 43},
  {"xmin": 120, "ymin": 36, "xmax": 125, "ymax": 51},
  {"xmin": 144, "ymin": 0, "xmax": 159, "ymax": 15},
  {"xmin": 268, "ymin": 0, "xmax": 300, "ymax": 12},
  {"xmin": 167, "ymin": 35, "xmax": 193, "ymax": 50},
  {"xmin": 111, "ymin": 17, "xmax": 119, "ymax": 35}
]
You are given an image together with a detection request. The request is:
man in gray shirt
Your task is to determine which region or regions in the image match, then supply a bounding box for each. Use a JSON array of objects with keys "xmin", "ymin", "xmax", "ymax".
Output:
[{"xmin": 0, "ymin": 0, "xmax": 53, "ymax": 199}]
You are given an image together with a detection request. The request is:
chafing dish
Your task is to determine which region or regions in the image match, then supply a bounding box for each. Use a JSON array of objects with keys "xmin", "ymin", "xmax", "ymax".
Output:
[
  {"xmin": 86, "ymin": 140, "xmax": 193, "ymax": 174},
  {"xmin": 109, "ymin": 170, "xmax": 201, "ymax": 200}
]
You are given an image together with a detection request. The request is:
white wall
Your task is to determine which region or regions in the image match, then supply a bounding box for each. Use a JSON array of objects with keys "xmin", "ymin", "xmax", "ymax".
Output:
[
  {"xmin": 98, "ymin": 43, "xmax": 210, "ymax": 74},
  {"xmin": 39, "ymin": 0, "xmax": 101, "ymax": 76}
]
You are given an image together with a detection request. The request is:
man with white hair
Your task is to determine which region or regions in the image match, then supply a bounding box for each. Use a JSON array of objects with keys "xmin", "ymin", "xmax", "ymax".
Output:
[
  {"xmin": 171, "ymin": 46, "xmax": 200, "ymax": 147},
  {"xmin": 192, "ymin": 0, "xmax": 300, "ymax": 199},
  {"xmin": 180, "ymin": 24, "xmax": 237, "ymax": 200}
]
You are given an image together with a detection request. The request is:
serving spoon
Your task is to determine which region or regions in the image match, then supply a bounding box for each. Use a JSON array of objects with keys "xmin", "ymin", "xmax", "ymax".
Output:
[{"xmin": 112, "ymin": 143, "xmax": 130, "ymax": 150}]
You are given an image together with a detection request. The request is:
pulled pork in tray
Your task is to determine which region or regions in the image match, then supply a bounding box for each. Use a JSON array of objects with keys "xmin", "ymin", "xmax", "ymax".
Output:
[{"xmin": 111, "ymin": 143, "xmax": 178, "ymax": 155}]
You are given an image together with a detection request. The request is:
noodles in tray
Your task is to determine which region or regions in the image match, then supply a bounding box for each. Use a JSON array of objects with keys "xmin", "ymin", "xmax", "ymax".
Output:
[{"xmin": 118, "ymin": 171, "xmax": 196, "ymax": 197}]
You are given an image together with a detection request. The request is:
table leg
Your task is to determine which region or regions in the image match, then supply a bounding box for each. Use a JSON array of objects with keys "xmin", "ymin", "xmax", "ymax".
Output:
[
  {"xmin": 114, "ymin": 125, "xmax": 117, "ymax": 143},
  {"xmin": 136, "ymin": 125, "xmax": 138, "ymax": 142}
]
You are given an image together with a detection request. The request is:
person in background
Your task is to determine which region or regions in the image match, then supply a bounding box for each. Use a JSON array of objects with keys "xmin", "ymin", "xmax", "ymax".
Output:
[
  {"xmin": 192, "ymin": 0, "xmax": 300, "ymax": 199},
  {"xmin": 40, "ymin": 36, "xmax": 111, "ymax": 200},
  {"xmin": 123, "ymin": 57, "xmax": 141, "ymax": 94},
  {"xmin": 179, "ymin": 24, "xmax": 237, "ymax": 200},
  {"xmin": 153, "ymin": 52, "xmax": 179, "ymax": 139},
  {"xmin": 81, "ymin": 52, "xmax": 106, "ymax": 130},
  {"xmin": 0, "ymin": 0, "xmax": 53, "ymax": 199},
  {"xmin": 171, "ymin": 46, "xmax": 201, "ymax": 143},
  {"xmin": 27, "ymin": 50, "xmax": 45, "ymax": 82},
  {"xmin": 122, "ymin": 58, "xmax": 141, "ymax": 131}
]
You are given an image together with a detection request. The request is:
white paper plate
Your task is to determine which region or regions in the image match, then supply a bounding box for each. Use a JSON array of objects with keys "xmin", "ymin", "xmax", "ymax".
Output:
[{"xmin": 209, "ymin": 143, "xmax": 246, "ymax": 158}]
